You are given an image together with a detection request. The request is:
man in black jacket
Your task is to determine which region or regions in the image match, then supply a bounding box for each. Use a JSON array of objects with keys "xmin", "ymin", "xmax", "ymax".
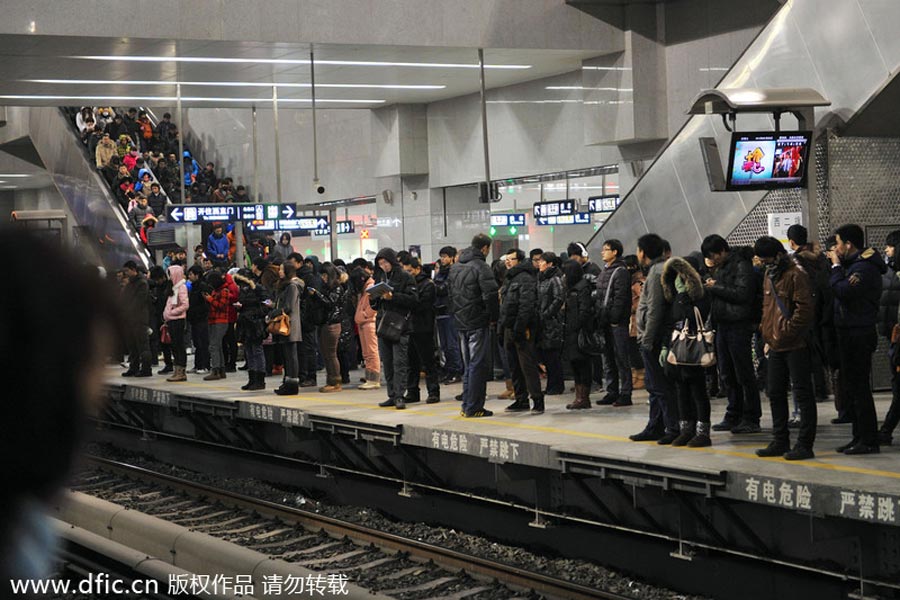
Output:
[
  {"xmin": 568, "ymin": 241, "xmax": 604, "ymax": 389},
  {"xmin": 146, "ymin": 183, "xmax": 167, "ymax": 219},
  {"xmin": 449, "ymin": 234, "xmax": 500, "ymax": 418},
  {"xmin": 702, "ymin": 235, "xmax": 762, "ymax": 434},
  {"xmin": 402, "ymin": 257, "xmax": 441, "ymax": 404},
  {"xmin": 829, "ymin": 224, "xmax": 886, "ymax": 454},
  {"xmin": 121, "ymin": 261, "xmax": 152, "ymax": 377},
  {"xmin": 434, "ymin": 246, "xmax": 463, "ymax": 383},
  {"xmin": 878, "ymin": 230, "xmax": 900, "ymax": 445},
  {"xmin": 288, "ymin": 253, "xmax": 324, "ymax": 387},
  {"xmin": 372, "ymin": 248, "xmax": 419, "ymax": 410},
  {"xmin": 186, "ymin": 265, "xmax": 211, "ymax": 374},
  {"xmin": 596, "ymin": 239, "xmax": 633, "ymax": 407},
  {"xmin": 499, "ymin": 248, "xmax": 544, "ymax": 413}
]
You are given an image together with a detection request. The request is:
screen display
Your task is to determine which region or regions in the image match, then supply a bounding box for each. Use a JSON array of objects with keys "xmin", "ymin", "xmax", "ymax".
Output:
[{"xmin": 726, "ymin": 131, "xmax": 811, "ymax": 191}]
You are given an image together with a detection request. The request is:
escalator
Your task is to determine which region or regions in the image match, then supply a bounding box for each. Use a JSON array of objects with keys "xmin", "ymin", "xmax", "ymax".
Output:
[
  {"xmin": 587, "ymin": 0, "xmax": 900, "ymax": 253},
  {"xmin": 2, "ymin": 105, "xmax": 152, "ymax": 270}
]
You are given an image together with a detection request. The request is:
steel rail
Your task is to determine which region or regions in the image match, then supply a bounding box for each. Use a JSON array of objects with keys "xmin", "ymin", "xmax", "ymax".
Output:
[{"xmin": 84, "ymin": 455, "xmax": 633, "ymax": 600}]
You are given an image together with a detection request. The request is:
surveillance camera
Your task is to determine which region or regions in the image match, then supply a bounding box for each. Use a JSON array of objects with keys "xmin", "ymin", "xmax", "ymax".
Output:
[{"xmin": 316, "ymin": 185, "xmax": 326, "ymax": 195}]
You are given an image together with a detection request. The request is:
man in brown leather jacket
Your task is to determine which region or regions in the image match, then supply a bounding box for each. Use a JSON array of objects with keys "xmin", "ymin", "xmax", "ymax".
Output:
[{"xmin": 753, "ymin": 236, "xmax": 816, "ymax": 460}]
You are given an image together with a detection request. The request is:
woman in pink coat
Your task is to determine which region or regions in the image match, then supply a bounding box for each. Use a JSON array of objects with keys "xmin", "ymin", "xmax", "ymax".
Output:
[
  {"xmin": 163, "ymin": 264, "xmax": 190, "ymax": 381},
  {"xmin": 350, "ymin": 267, "xmax": 380, "ymax": 389}
]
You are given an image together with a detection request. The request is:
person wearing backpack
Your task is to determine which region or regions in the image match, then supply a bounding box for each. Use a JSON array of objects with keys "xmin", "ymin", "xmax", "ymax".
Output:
[{"xmin": 753, "ymin": 236, "xmax": 816, "ymax": 460}]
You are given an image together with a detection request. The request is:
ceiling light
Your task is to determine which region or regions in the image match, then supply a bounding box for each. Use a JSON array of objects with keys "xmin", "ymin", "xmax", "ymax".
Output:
[
  {"xmin": 75, "ymin": 55, "xmax": 531, "ymax": 69},
  {"xmin": 545, "ymin": 86, "xmax": 633, "ymax": 91},
  {"xmin": 28, "ymin": 79, "xmax": 445, "ymax": 90},
  {"xmin": 0, "ymin": 174, "xmax": 32, "ymax": 177},
  {"xmin": 581, "ymin": 66, "xmax": 631, "ymax": 71},
  {"xmin": 0, "ymin": 94, "xmax": 384, "ymax": 104}
]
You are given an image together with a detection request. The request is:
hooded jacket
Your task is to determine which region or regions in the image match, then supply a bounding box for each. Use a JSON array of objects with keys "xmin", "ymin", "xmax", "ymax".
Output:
[
  {"xmin": 448, "ymin": 246, "xmax": 499, "ymax": 331},
  {"xmin": 793, "ymin": 246, "xmax": 833, "ymax": 335},
  {"xmin": 272, "ymin": 234, "xmax": 294, "ymax": 262},
  {"xmin": 706, "ymin": 246, "xmax": 760, "ymax": 327},
  {"xmin": 187, "ymin": 276, "xmax": 210, "ymax": 322},
  {"xmin": 163, "ymin": 265, "xmax": 189, "ymax": 321},
  {"xmin": 224, "ymin": 273, "xmax": 240, "ymax": 323},
  {"xmin": 123, "ymin": 272, "xmax": 150, "ymax": 328},
  {"xmin": 313, "ymin": 271, "xmax": 350, "ymax": 325},
  {"xmin": 759, "ymin": 255, "xmax": 814, "ymax": 352},
  {"xmin": 662, "ymin": 256, "xmax": 710, "ymax": 333},
  {"xmin": 596, "ymin": 258, "xmax": 631, "ymax": 327},
  {"xmin": 831, "ymin": 247, "xmax": 887, "ymax": 330},
  {"xmin": 537, "ymin": 266, "xmax": 565, "ymax": 350},
  {"xmin": 259, "ymin": 263, "xmax": 281, "ymax": 294},
  {"xmin": 273, "ymin": 276, "xmax": 304, "ymax": 343},
  {"xmin": 371, "ymin": 248, "xmax": 418, "ymax": 326},
  {"xmin": 562, "ymin": 271, "xmax": 592, "ymax": 363},
  {"xmin": 498, "ymin": 261, "xmax": 538, "ymax": 338}
]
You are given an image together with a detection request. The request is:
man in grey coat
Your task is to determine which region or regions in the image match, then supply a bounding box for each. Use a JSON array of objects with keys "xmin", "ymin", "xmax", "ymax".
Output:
[{"xmin": 633, "ymin": 234, "xmax": 679, "ymax": 443}]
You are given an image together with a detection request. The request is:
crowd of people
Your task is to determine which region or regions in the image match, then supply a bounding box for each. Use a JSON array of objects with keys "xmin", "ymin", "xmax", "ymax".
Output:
[
  {"xmin": 115, "ymin": 222, "xmax": 900, "ymax": 462},
  {"xmin": 72, "ymin": 106, "xmax": 251, "ymax": 247}
]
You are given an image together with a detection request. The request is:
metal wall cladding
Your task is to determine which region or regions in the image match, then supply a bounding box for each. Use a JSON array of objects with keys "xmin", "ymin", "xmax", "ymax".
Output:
[{"xmin": 728, "ymin": 133, "xmax": 900, "ymax": 390}]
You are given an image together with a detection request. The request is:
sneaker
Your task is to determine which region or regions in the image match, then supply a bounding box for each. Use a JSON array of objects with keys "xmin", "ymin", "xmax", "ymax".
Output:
[
  {"xmin": 194, "ymin": 368, "xmax": 210, "ymax": 375},
  {"xmin": 455, "ymin": 394, "xmax": 464, "ymax": 402},
  {"xmin": 402, "ymin": 394, "xmax": 421, "ymax": 404},
  {"xmin": 378, "ymin": 398, "xmax": 396, "ymax": 408},
  {"xmin": 843, "ymin": 443, "xmax": 880, "ymax": 455},
  {"xmin": 464, "ymin": 409, "xmax": 493, "ymax": 418},
  {"xmin": 835, "ymin": 439, "xmax": 860, "ymax": 453},
  {"xmin": 157, "ymin": 365, "xmax": 173, "ymax": 375},
  {"xmin": 395, "ymin": 399, "xmax": 406, "ymax": 410},
  {"xmin": 756, "ymin": 441, "xmax": 790, "ymax": 457},
  {"xmin": 712, "ymin": 420, "xmax": 737, "ymax": 432},
  {"xmin": 505, "ymin": 399, "xmax": 530, "ymax": 412},
  {"xmin": 612, "ymin": 398, "xmax": 633, "ymax": 407},
  {"xmin": 657, "ymin": 431, "xmax": 679, "ymax": 445},
  {"xmin": 595, "ymin": 393, "xmax": 617, "ymax": 406},
  {"xmin": 783, "ymin": 446, "xmax": 815, "ymax": 461},
  {"xmin": 787, "ymin": 416, "xmax": 801, "ymax": 429},
  {"xmin": 358, "ymin": 380, "xmax": 381, "ymax": 390},
  {"xmin": 300, "ymin": 379, "xmax": 318, "ymax": 388},
  {"xmin": 425, "ymin": 395, "xmax": 440, "ymax": 404},
  {"xmin": 731, "ymin": 422, "xmax": 762, "ymax": 434},
  {"xmin": 442, "ymin": 375, "xmax": 462, "ymax": 385}
]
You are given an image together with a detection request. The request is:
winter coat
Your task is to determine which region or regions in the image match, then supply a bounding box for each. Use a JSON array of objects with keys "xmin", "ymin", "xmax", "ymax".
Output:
[
  {"xmin": 371, "ymin": 249, "xmax": 419, "ymax": 330},
  {"xmin": 410, "ymin": 272, "xmax": 437, "ymax": 333},
  {"xmin": 129, "ymin": 203, "xmax": 153, "ymax": 230},
  {"xmin": 498, "ymin": 262, "xmax": 538, "ymax": 338},
  {"xmin": 272, "ymin": 238, "xmax": 295, "ymax": 262},
  {"xmin": 830, "ymin": 247, "xmax": 887, "ymax": 330},
  {"xmin": 146, "ymin": 192, "xmax": 167, "ymax": 218},
  {"xmin": 206, "ymin": 282, "xmax": 232, "ymax": 325},
  {"xmin": 272, "ymin": 277, "xmax": 304, "ymax": 343},
  {"xmin": 878, "ymin": 259, "xmax": 900, "ymax": 339},
  {"xmin": 562, "ymin": 278, "xmax": 593, "ymax": 363},
  {"xmin": 595, "ymin": 259, "xmax": 631, "ymax": 327},
  {"xmin": 707, "ymin": 246, "xmax": 760, "ymax": 327},
  {"xmin": 95, "ymin": 137, "xmax": 117, "ymax": 168},
  {"xmin": 794, "ymin": 247, "xmax": 833, "ymax": 333},
  {"xmin": 207, "ymin": 232, "xmax": 230, "ymax": 262},
  {"xmin": 536, "ymin": 267, "xmax": 565, "ymax": 350},
  {"xmin": 122, "ymin": 274, "xmax": 150, "ymax": 328},
  {"xmin": 583, "ymin": 261, "xmax": 603, "ymax": 279},
  {"xmin": 661, "ymin": 257, "xmax": 711, "ymax": 334},
  {"xmin": 629, "ymin": 270, "xmax": 645, "ymax": 338},
  {"xmin": 759, "ymin": 255, "xmax": 814, "ymax": 352},
  {"xmin": 163, "ymin": 265, "xmax": 189, "ymax": 321},
  {"xmin": 434, "ymin": 262, "xmax": 452, "ymax": 317},
  {"xmin": 354, "ymin": 276, "xmax": 377, "ymax": 326},
  {"xmin": 299, "ymin": 257, "xmax": 326, "ymax": 326},
  {"xmin": 448, "ymin": 246, "xmax": 499, "ymax": 331},
  {"xmin": 636, "ymin": 257, "xmax": 668, "ymax": 351},
  {"xmin": 186, "ymin": 278, "xmax": 210, "ymax": 322},
  {"xmin": 224, "ymin": 274, "xmax": 240, "ymax": 324},
  {"xmin": 313, "ymin": 272, "xmax": 350, "ymax": 326},
  {"xmin": 233, "ymin": 274, "xmax": 268, "ymax": 345}
]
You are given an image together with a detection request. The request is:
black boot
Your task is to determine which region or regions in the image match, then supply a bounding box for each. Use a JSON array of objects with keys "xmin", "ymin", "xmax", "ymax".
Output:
[
  {"xmin": 249, "ymin": 371, "xmax": 266, "ymax": 391},
  {"xmin": 531, "ymin": 395, "xmax": 545, "ymax": 414},
  {"xmin": 274, "ymin": 377, "xmax": 299, "ymax": 395},
  {"xmin": 241, "ymin": 370, "xmax": 255, "ymax": 390},
  {"xmin": 671, "ymin": 421, "xmax": 695, "ymax": 447}
]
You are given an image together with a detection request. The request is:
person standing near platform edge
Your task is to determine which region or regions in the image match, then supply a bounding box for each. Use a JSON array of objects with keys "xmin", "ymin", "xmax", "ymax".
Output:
[
  {"xmin": 434, "ymin": 247, "xmax": 463, "ymax": 384},
  {"xmin": 162, "ymin": 264, "xmax": 190, "ymax": 382},
  {"xmin": 877, "ymin": 230, "xmax": 900, "ymax": 445},
  {"xmin": 753, "ymin": 236, "xmax": 817, "ymax": 460},
  {"xmin": 372, "ymin": 248, "xmax": 419, "ymax": 410},
  {"xmin": 595, "ymin": 239, "xmax": 633, "ymax": 407},
  {"xmin": 828, "ymin": 224, "xmax": 886, "ymax": 455},
  {"xmin": 449, "ymin": 234, "xmax": 500, "ymax": 418},
  {"xmin": 702, "ymin": 234, "xmax": 763, "ymax": 434}
]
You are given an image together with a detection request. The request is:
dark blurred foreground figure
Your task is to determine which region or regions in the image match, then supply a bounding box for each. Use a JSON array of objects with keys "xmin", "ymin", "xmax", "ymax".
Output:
[{"xmin": 0, "ymin": 230, "xmax": 117, "ymax": 589}]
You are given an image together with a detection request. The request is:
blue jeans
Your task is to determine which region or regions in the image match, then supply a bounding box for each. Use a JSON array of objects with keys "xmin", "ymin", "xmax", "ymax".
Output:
[
  {"xmin": 245, "ymin": 343, "xmax": 265, "ymax": 372},
  {"xmin": 640, "ymin": 347, "xmax": 678, "ymax": 435},
  {"xmin": 717, "ymin": 324, "xmax": 762, "ymax": 426},
  {"xmin": 459, "ymin": 327, "xmax": 490, "ymax": 414},
  {"xmin": 436, "ymin": 316, "xmax": 463, "ymax": 376}
]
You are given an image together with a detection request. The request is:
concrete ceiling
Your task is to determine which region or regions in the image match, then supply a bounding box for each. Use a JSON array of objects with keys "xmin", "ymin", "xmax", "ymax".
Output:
[
  {"xmin": 0, "ymin": 34, "xmax": 606, "ymax": 108},
  {"xmin": 0, "ymin": 146, "xmax": 52, "ymax": 190}
]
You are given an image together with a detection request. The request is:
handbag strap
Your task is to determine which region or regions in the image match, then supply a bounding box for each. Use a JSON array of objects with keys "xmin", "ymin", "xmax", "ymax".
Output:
[
  {"xmin": 693, "ymin": 306, "xmax": 706, "ymax": 333},
  {"xmin": 768, "ymin": 276, "xmax": 791, "ymax": 320},
  {"xmin": 603, "ymin": 267, "xmax": 623, "ymax": 308}
]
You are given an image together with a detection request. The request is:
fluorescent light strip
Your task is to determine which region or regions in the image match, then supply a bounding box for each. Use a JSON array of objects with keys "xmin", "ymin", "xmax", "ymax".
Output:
[
  {"xmin": 545, "ymin": 86, "xmax": 633, "ymax": 91},
  {"xmin": 75, "ymin": 55, "xmax": 531, "ymax": 69},
  {"xmin": 0, "ymin": 95, "xmax": 384, "ymax": 104},
  {"xmin": 29, "ymin": 79, "xmax": 445, "ymax": 90},
  {"xmin": 0, "ymin": 174, "xmax": 32, "ymax": 177}
]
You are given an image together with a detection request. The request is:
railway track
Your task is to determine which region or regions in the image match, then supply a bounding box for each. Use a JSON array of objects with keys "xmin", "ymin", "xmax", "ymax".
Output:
[{"xmin": 73, "ymin": 455, "xmax": 636, "ymax": 600}]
